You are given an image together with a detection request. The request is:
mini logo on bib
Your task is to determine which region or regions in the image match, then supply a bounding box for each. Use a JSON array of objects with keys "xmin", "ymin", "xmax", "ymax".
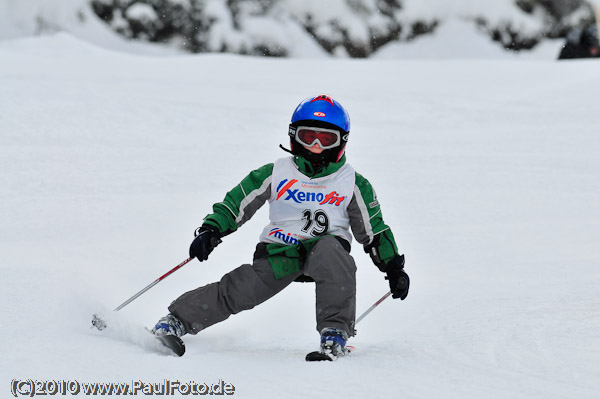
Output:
[{"xmin": 269, "ymin": 228, "xmax": 301, "ymax": 245}]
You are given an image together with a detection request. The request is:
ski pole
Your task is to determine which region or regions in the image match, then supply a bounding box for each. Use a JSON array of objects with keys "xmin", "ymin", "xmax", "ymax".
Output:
[
  {"xmin": 111, "ymin": 230, "xmax": 221, "ymax": 311},
  {"xmin": 113, "ymin": 256, "xmax": 193, "ymax": 311},
  {"xmin": 593, "ymin": 3, "xmax": 600, "ymax": 39},
  {"xmin": 92, "ymin": 256, "xmax": 193, "ymax": 331},
  {"xmin": 355, "ymin": 290, "xmax": 392, "ymax": 325}
]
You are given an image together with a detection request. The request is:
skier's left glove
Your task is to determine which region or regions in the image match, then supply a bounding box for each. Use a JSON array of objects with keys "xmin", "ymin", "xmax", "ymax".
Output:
[
  {"xmin": 189, "ymin": 225, "xmax": 222, "ymax": 262},
  {"xmin": 385, "ymin": 254, "xmax": 410, "ymax": 300}
]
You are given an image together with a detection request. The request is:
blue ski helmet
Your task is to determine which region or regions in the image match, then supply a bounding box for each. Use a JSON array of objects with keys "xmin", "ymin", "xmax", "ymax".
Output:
[
  {"xmin": 288, "ymin": 94, "xmax": 350, "ymax": 165},
  {"xmin": 290, "ymin": 94, "xmax": 350, "ymax": 132}
]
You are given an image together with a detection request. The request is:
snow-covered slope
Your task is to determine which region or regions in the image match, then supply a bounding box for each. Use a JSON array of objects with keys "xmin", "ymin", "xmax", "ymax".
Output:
[{"xmin": 1, "ymin": 34, "xmax": 599, "ymax": 398}]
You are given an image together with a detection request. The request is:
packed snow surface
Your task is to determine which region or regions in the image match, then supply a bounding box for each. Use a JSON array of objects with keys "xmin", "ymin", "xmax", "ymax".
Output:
[{"xmin": 1, "ymin": 33, "xmax": 599, "ymax": 398}]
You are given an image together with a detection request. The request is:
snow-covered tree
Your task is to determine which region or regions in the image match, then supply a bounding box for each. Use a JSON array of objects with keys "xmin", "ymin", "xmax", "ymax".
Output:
[
  {"xmin": 472, "ymin": 0, "xmax": 593, "ymax": 50},
  {"xmin": 88, "ymin": 0, "xmax": 442, "ymax": 56},
  {"xmin": 5, "ymin": 0, "xmax": 598, "ymax": 57}
]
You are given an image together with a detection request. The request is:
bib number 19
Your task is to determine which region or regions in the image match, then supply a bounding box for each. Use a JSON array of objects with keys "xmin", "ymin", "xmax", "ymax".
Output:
[{"xmin": 301, "ymin": 209, "xmax": 329, "ymax": 236}]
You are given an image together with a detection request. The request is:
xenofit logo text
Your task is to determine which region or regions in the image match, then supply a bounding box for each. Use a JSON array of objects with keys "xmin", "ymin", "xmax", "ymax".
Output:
[{"xmin": 275, "ymin": 179, "xmax": 345, "ymax": 206}]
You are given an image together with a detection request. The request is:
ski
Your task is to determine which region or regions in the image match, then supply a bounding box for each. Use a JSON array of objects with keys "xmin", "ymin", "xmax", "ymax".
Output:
[
  {"xmin": 91, "ymin": 313, "xmax": 186, "ymax": 357},
  {"xmin": 305, "ymin": 351, "xmax": 335, "ymax": 361},
  {"xmin": 305, "ymin": 345, "xmax": 354, "ymax": 362},
  {"xmin": 156, "ymin": 334, "xmax": 186, "ymax": 357}
]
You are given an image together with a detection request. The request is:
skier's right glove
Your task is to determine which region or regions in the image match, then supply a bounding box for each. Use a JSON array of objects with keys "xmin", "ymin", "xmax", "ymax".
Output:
[
  {"xmin": 385, "ymin": 254, "xmax": 410, "ymax": 300},
  {"xmin": 189, "ymin": 225, "xmax": 222, "ymax": 262}
]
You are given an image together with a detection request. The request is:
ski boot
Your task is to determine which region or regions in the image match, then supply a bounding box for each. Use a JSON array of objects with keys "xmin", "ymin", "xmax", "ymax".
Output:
[
  {"xmin": 306, "ymin": 327, "xmax": 349, "ymax": 361},
  {"xmin": 151, "ymin": 314, "xmax": 187, "ymax": 356},
  {"xmin": 152, "ymin": 314, "xmax": 187, "ymax": 337}
]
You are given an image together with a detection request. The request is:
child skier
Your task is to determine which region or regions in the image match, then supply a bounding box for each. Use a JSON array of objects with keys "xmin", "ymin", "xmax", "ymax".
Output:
[{"xmin": 152, "ymin": 94, "xmax": 409, "ymax": 359}]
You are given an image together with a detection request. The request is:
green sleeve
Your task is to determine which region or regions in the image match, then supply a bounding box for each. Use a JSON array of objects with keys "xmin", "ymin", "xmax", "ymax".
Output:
[
  {"xmin": 349, "ymin": 172, "xmax": 399, "ymax": 269},
  {"xmin": 203, "ymin": 163, "xmax": 274, "ymax": 236}
]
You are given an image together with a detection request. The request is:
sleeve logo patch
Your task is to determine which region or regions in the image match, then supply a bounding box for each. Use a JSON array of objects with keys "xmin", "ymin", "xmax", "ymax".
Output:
[{"xmin": 369, "ymin": 200, "xmax": 379, "ymax": 209}]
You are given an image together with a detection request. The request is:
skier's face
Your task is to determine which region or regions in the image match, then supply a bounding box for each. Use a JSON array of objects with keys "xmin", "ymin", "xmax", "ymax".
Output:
[{"xmin": 304, "ymin": 142, "xmax": 324, "ymax": 154}]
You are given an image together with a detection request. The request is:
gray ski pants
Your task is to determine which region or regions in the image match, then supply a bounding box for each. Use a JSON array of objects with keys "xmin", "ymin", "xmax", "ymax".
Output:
[{"xmin": 168, "ymin": 235, "xmax": 357, "ymax": 337}]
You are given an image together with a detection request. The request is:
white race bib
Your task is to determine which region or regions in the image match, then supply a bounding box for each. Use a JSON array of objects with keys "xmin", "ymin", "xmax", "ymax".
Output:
[{"xmin": 259, "ymin": 158, "xmax": 355, "ymax": 245}]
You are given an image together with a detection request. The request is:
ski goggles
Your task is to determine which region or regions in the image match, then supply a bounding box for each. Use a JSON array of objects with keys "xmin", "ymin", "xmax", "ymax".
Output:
[{"xmin": 294, "ymin": 126, "xmax": 341, "ymax": 149}]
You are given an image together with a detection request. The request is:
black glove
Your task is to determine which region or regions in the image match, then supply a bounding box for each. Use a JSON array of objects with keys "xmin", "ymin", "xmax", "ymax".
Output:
[
  {"xmin": 189, "ymin": 225, "xmax": 222, "ymax": 262},
  {"xmin": 385, "ymin": 254, "xmax": 410, "ymax": 300}
]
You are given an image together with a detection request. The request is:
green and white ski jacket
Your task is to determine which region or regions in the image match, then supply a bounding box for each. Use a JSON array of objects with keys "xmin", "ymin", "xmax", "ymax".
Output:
[{"xmin": 203, "ymin": 155, "xmax": 399, "ymax": 276}]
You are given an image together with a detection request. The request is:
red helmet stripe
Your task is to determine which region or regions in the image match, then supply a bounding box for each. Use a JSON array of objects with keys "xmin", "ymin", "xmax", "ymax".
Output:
[{"xmin": 310, "ymin": 95, "xmax": 334, "ymax": 106}]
